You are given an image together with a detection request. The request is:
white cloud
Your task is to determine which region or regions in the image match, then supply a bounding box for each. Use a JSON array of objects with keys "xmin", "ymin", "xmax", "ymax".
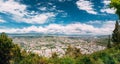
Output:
[
  {"xmin": 58, "ymin": 0, "xmax": 71, "ymax": 2},
  {"xmin": 13, "ymin": 13, "xmax": 55, "ymax": 24},
  {"xmin": 0, "ymin": 21, "xmax": 115, "ymax": 35},
  {"xmin": 0, "ymin": 17, "xmax": 5, "ymax": 23},
  {"xmin": 101, "ymin": 8, "xmax": 115, "ymax": 14},
  {"xmin": 103, "ymin": 0, "xmax": 110, "ymax": 5},
  {"xmin": 100, "ymin": 0, "xmax": 115, "ymax": 14},
  {"xmin": 39, "ymin": 7, "xmax": 47, "ymax": 11},
  {"xmin": 76, "ymin": 0, "xmax": 97, "ymax": 14},
  {"xmin": 0, "ymin": 0, "xmax": 27, "ymax": 17},
  {"xmin": 59, "ymin": 0, "xmax": 65, "ymax": 2},
  {"xmin": 0, "ymin": 0, "xmax": 55, "ymax": 24},
  {"xmin": 87, "ymin": 21, "xmax": 102, "ymax": 24},
  {"xmin": 0, "ymin": 19, "xmax": 5, "ymax": 23},
  {"xmin": 76, "ymin": 0, "xmax": 115, "ymax": 14}
]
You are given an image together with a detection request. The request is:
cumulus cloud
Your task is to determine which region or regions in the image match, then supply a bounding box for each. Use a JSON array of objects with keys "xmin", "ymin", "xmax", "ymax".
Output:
[
  {"xmin": 0, "ymin": 0, "xmax": 26, "ymax": 17},
  {"xmin": 0, "ymin": 21, "xmax": 115, "ymax": 35},
  {"xmin": 76, "ymin": 0, "xmax": 115, "ymax": 14},
  {"xmin": 76, "ymin": 0, "xmax": 97, "ymax": 14},
  {"xmin": 13, "ymin": 13, "xmax": 55, "ymax": 24},
  {"xmin": 0, "ymin": 0, "xmax": 55, "ymax": 24}
]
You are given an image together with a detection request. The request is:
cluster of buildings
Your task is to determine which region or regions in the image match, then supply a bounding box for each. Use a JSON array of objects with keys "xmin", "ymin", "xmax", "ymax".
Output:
[{"xmin": 12, "ymin": 36, "xmax": 106, "ymax": 57}]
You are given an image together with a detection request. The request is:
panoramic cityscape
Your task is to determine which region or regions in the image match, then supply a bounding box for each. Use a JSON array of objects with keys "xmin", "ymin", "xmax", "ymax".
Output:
[
  {"xmin": 0, "ymin": 0, "xmax": 120, "ymax": 64},
  {"xmin": 12, "ymin": 35, "xmax": 106, "ymax": 57}
]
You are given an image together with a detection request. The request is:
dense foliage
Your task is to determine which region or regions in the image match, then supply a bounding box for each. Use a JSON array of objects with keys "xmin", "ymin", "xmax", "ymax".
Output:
[
  {"xmin": 0, "ymin": 32, "xmax": 21, "ymax": 64},
  {"xmin": 110, "ymin": 0, "xmax": 120, "ymax": 45},
  {"xmin": 110, "ymin": 0, "xmax": 120, "ymax": 18}
]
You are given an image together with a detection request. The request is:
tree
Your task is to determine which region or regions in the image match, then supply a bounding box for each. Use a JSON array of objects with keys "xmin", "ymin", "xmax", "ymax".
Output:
[
  {"xmin": 111, "ymin": 0, "xmax": 120, "ymax": 44},
  {"xmin": 110, "ymin": 0, "xmax": 120, "ymax": 19},
  {"xmin": 65, "ymin": 45, "xmax": 82, "ymax": 58},
  {"xmin": 0, "ymin": 32, "xmax": 21, "ymax": 64},
  {"xmin": 51, "ymin": 52, "xmax": 58, "ymax": 59},
  {"xmin": 112, "ymin": 21, "xmax": 120, "ymax": 44}
]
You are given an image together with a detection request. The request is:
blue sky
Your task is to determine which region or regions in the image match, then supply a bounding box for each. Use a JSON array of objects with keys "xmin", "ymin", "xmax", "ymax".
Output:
[{"xmin": 0, "ymin": 0, "xmax": 118, "ymax": 35}]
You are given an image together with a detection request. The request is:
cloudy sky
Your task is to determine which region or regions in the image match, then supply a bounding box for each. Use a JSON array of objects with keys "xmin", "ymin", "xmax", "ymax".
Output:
[{"xmin": 0, "ymin": 0, "xmax": 118, "ymax": 35}]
